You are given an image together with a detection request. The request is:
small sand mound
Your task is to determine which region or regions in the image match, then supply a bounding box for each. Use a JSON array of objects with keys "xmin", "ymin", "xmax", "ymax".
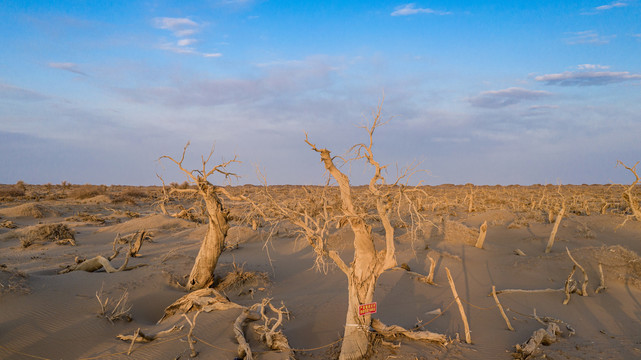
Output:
[
  {"xmin": 572, "ymin": 245, "xmax": 641, "ymax": 289},
  {"xmin": 226, "ymin": 226, "xmax": 264, "ymax": 244},
  {"xmin": 101, "ymin": 214, "xmax": 196, "ymax": 234},
  {"xmin": 443, "ymin": 220, "xmax": 478, "ymax": 245},
  {"xmin": 0, "ymin": 203, "xmax": 59, "ymax": 218},
  {"xmin": 80, "ymin": 195, "xmax": 112, "ymax": 204},
  {"xmin": 466, "ymin": 209, "xmax": 516, "ymax": 226}
]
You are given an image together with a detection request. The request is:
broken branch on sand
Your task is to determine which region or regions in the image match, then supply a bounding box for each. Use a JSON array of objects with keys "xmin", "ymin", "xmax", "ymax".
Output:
[
  {"xmin": 116, "ymin": 325, "xmax": 183, "ymax": 343},
  {"xmin": 514, "ymin": 322, "xmax": 561, "ymax": 359},
  {"xmin": 491, "ymin": 285, "xmax": 514, "ymax": 331},
  {"xmin": 445, "ymin": 267, "xmax": 471, "ymax": 344},
  {"xmin": 371, "ymin": 318, "xmax": 447, "ymax": 344},
  {"xmin": 58, "ymin": 250, "xmax": 146, "ymax": 274}
]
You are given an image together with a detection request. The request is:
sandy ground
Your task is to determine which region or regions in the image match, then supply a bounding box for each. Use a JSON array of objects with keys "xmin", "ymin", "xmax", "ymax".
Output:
[{"xmin": 1, "ymin": 184, "xmax": 641, "ymax": 360}]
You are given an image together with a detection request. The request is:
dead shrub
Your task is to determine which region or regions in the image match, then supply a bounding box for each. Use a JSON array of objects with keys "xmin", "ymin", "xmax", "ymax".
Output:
[
  {"xmin": 96, "ymin": 285, "xmax": 132, "ymax": 323},
  {"xmin": 121, "ymin": 188, "xmax": 149, "ymax": 199},
  {"xmin": 20, "ymin": 223, "xmax": 76, "ymax": 248},
  {"xmin": 66, "ymin": 212, "xmax": 106, "ymax": 224},
  {"xmin": 216, "ymin": 262, "xmax": 269, "ymax": 295},
  {"xmin": 0, "ymin": 265, "xmax": 30, "ymax": 294},
  {"xmin": 1, "ymin": 220, "xmax": 18, "ymax": 229},
  {"xmin": 0, "ymin": 184, "xmax": 26, "ymax": 199},
  {"xmin": 110, "ymin": 195, "xmax": 138, "ymax": 205}
]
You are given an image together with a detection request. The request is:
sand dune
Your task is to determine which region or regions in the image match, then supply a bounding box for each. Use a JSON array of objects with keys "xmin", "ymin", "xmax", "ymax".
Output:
[{"xmin": 1, "ymin": 184, "xmax": 641, "ymax": 359}]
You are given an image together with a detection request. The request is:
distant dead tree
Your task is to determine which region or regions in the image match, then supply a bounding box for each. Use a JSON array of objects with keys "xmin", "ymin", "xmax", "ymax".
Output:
[
  {"xmin": 262, "ymin": 101, "xmax": 446, "ymax": 359},
  {"xmin": 616, "ymin": 160, "xmax": 641, "ymax": 222},
  {"xmin": 160, "ymin": 142, "xmax": 240, "ymax": 291}
]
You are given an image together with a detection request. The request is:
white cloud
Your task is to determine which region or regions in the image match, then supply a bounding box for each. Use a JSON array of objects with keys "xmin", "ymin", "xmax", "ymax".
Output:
[
  {"xmin": 153, "ymin": 17, "xmax": 199, "ymax": 37},
  {"xmin": 158, "ymin": 42, "xmax": 197, "ymax": 54},
  {"xmin": 391, "ymin": 3, "xmax": 451, "ymax": 16},
  {"xmin": 48, "ymin": 62, "xmax": 88, "ymax": 76},
  {"xmin": 468, "ymin": 87, "xmax": 552, "ymax": 108},
  {"xmin": 577, "ymin": 64, "xmax": 610, "ymax": 70},
  {"xmin": 177, "ymin": 38, "xmax": 197, "ymax": 46},
  {"xmin": 535, "ymin": 71, "xmax": 641, "ymax": 86},
  {"xmin": 595, "ymin": 1, "xmax": 628, "ymax": 11},
  {"xmin": 153, "ymin": 17, "xmax": 221, "ymax": 57},
  {"xmin": 564, "ymin": 30, "xmax": 615, "ymax": 44}
]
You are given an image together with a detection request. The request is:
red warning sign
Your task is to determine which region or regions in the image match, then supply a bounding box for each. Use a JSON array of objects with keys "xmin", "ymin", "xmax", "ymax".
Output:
[{"xmin": 358, "ymin": 302, "xmax": 377, "ymax": 316}]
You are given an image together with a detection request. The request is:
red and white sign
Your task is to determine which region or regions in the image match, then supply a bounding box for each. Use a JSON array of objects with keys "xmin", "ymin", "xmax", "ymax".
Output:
[{"xmin": 358, "ymin": 302, "xmax": 377, "ymax": 316}]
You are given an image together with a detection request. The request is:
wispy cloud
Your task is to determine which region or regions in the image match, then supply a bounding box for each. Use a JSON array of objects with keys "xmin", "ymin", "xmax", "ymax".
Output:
[
  {"xmin": 153, "ymin": 17, "xmax": 221, "ymax": 58},
  {"xmin": 468, "ymin": 87, "xmax": 552, "ymax": 109},
  {"xmin": 595, "ymin": 1, "xmax": 629, "ymax": 11},
  {"xmin": 48, "ymin": 62, "xmax": 88, "ymax": 76},
  {"xmin": 177, "ymin": 38, "xmax": 197, "ymax": 46},
  {"xmin": 115, "ymin": 56, "xmax": 337, "ymax": 108},
  {"xmin": 535, "ymin": 71, "xmax": 641, "ymax": 86},
  {"xmin": 564, "ymin": 30, "xmax": 615, "ymax": 44},
  {"xmin": 391, "ymin": 3, "xmax": 451, "ymax": 16},
  {"xmin": 0, "ymin": 83, "xmax": 49, "ymax": 102},
  {"xmin": 153, "ymin": 17, "xmax": 199, "ymax": 37},
  {"xmin": 577, "ymin": 64, "xmax": 610, "ymax": 70}
]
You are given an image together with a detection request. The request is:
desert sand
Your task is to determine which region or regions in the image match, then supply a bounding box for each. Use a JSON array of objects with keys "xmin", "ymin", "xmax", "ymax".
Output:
[{"xmin": 1, "ymin": 183, "xmax": 641, "ymax": 360}]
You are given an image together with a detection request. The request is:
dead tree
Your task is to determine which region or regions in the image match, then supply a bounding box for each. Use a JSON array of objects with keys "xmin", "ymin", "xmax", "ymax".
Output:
[
  {"xmin": 266, "ymin": 102, "xmax": 444, "ymax": 359},
  {"xmin": 160, "ymin": 142, "xmax": 239, "ymax": 291},
  {"xmin": 616, "ymin": 160, "xmax": 641, "ymax": 222}
]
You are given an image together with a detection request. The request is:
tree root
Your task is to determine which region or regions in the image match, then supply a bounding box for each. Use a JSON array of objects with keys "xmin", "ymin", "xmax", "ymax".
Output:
[
  {"xmin": 253, "ymin": 299, "xmax": 294, "ymax": 358},
  {"xmin": 158, "ymin": 290, "xmax": 293, "ymax": 358},
  {"xmin": 158, "ymin": 288, "xmax": 243, "ymax": 323}
]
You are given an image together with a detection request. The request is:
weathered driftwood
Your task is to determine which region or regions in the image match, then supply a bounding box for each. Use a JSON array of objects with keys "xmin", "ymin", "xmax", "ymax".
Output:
[
  {"xmin": 475, "ymin": 221, "xmax": 487, "ymax": 249},
  {"xmin": 234, "ymin": 307, "xmax": 261, "ymax": 360},
  {"xmin": 491, "ymin": 287, "xmax": 565, "ymax": 296},
  {"xmin": 563, "ymin": 266, "xmax": 578, "ymax": 305},
  {"xmin": 253, "ymin": 300, "xmax": 294, "ymax": 358},
  {"xmin": 158, "ymin": 288, "xmax": 242, "ymax": 323},
  {"xmin": 514, "ymin": 323, "xmax": 561, "ymax": 359},
  {"xmin": 491, "ymin": 286, "xmax": 514, "ymax": 331},
  {"xmin": 445, "ymin": 267, "xmax": 471, "ymax": 344},
  {"xmin": 565, "ymin": 247, "xmax": 588, "ymax": 296},
  {"xmin": 371, "ymin": 319, "xmax": 447, "ymax": 344},
  {"xmin": 545, "ymin": 205, "xmax": 565, "ymax": 253},
  {"xmin": 392, "ymin": 266, "xmax": 437, "ymax": 286},
  {"xmin": 426, "ymin": 255, "xmax": 436, "ymax": 284},
  {"xmin": 513, "ymin": 249, "xmax": 527, "ymax": 256},
  {"xmin": 129, "ymin": 230, "xmax": 147, "ymax": 257},
  {"xmin": 596, "ymin": 263, "xmax": 607, "ymax": 294},
  {"xmin": 183, "ymin": 311, "xmax": 201, "ymax": 357},
  {"xmin": 58, "ymin": 252, "xmax": 138, "ymax": 274},
  {"xmin": 116, "ymin": 325, "xmax": 183, "ymax": 343}
]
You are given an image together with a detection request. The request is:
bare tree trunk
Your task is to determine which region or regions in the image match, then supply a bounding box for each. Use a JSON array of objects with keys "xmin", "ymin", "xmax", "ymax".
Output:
[
  {"xmin": 340, "ymin": 274, "xmax": 376, "ymax": 360},
  {"xmin": 187, "ymin": 185, "xmax": 230, "ymax": 291}
]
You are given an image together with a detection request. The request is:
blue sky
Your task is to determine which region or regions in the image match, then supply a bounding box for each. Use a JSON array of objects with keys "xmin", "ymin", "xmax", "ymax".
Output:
[{"xmin": 1, "ymin": 1, "xmax": 640, "ymax": 186}]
